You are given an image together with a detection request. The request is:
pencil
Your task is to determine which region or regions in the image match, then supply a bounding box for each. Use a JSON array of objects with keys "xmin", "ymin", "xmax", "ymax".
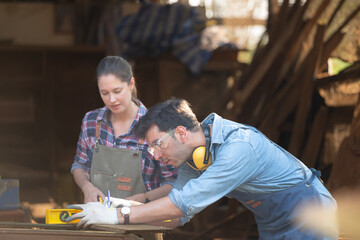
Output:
[{"xmin": 107, "ymin": 190, "xmax": 110, "ymax": 208}]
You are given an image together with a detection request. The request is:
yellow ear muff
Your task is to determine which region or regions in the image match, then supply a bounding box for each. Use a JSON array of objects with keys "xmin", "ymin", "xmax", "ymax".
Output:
[{"xmin": 188, "ymin": 146, "xmax": 212, "ymax": 170}]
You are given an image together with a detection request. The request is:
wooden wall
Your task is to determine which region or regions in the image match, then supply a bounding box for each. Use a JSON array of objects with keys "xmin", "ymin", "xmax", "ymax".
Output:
[
  {"xmin": 0, "ymin": 45, "xmax": 105, "ymax": 203},
  {"xmin": 0, "ymin": 3, "xmax": 74, "ymax": 45}
]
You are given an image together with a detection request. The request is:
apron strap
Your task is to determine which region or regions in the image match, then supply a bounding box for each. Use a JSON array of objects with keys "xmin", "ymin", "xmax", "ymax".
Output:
[
  {"xmin": 134, "ymin": 138, "xmax": 145, "ymax": 157},
  {"xmin": 95, "ymin": 121, "xmax": 101, "ymax": 138},
  {"xmin": 94, "ymin": 121, "xmax": 101, "ymax": 152}
]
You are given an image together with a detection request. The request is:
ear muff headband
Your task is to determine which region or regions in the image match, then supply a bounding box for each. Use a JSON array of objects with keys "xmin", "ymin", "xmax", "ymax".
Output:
[
  {"xmin": 202, "ymin": 123, "xmax": 211, "ymax": 165},
  {"xmin": 187, "ymin": 123, "xmax": 212, "ymax": 170}
]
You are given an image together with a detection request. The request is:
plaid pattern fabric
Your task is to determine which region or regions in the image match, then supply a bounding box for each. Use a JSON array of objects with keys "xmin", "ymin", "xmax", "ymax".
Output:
[{"xmin": 71, "ymin": 100, "xmax": 177, "ymax": 191}]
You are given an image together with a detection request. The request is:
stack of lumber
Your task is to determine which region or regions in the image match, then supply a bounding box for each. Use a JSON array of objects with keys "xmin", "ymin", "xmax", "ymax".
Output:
[
  {"xmin": 327, "ymin": 89, "xmax": 360, "ymax": 190},
  {"xmin": 218, "ymin": 0, "xmax": 360, "ymax": 169}
]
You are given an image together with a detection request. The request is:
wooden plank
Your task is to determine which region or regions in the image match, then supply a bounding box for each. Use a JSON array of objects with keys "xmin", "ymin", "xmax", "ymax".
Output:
[
  {"xmin": 328, "ymin": 4, "xmax": 360, "ymax": 42},
  {"xmin": 327, "ymin": 0, "xmax": 346, "ymax": 27},
  {"xmin": 320, "ymin": 32, "xmax": 345, "ymax": 70},
  {"xmin": 268, "ymin": 0, "xmax": 289, "ymax": 41},
  {"xmin": 90, "ymin": 224, "xmax": 171, "ymax": 233},
  {"xmin": 221, "ymin": 18, "xmax": 266, "ymax": 26},
  {"xmin": 301, "ymin": 106, "xmax": 329, "ymax": 167},
  {"xmin": 320, "ymin": 4, "xmax": 360, "ymax": 69},
  {"xmin": 259, "ymin": 80, "xmax": 300, "ymax": 139},
  {"xmin": 0, "ymin": 222, "xmax": 76, "ymax": 230},
  {"xmin": 316, "ymin": 67, "xmax": 360, "ymax": 88},
  {"xmin": 0, "ymin": 227, "xmax": 140, "ymax": 240},
  {"xmin": 327, "ymin": 93, "xmax": 360, "ymax": 190},
  {"xmin": 90, "ymin": 224, "xmax": 169, "ymax": 240},
  {"xmin": 278, "ymin": 0, "xmax": 328, "ymax": 81},
  {"xmin": 0, "ymin": 210, "xmax": 29, "ymax": 223},
  {"xmin": 285, "ymin": 0, "xmax": 302, "ymax": 24},
  {"xmin": 258, "ymin": 48, "xmax": 317, "ymax": 137},
  {"xmin": 231, "ymin": 2, "xmax": 303, "ymax": 117},
  {"xmin": 0, "ymin": 222, "xmax": 168, "ymax": 240},
  {"xmin": 288, "ymin": 25, "xmax": 326, "ymax": 157},
  {"xmin": 240, "ymin": 0, "xmax": 309, "ymax": 122}
]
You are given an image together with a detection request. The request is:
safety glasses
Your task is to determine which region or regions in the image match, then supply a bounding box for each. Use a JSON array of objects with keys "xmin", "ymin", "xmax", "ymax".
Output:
[{"xmin": 147, "ymin": 128, "xmax": 176, "ymax": 155}]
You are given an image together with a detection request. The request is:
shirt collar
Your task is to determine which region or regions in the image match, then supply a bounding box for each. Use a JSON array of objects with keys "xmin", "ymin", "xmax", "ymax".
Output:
[
  {"xmin": 95, "ymin": 106, "xmax": 110, "ymax": 124},
  {"xmin": 202, "ymin": 113, "xmax": 224, "ymax": 145}
]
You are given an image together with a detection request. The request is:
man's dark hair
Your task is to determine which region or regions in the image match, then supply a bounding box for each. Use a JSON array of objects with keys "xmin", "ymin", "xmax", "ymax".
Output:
[{"xmin": 133, "ymin": 98, "xmax": 200, "ymax": 138}]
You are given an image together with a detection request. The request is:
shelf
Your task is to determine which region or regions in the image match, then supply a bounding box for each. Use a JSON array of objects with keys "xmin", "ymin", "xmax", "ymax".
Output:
[{"xmin": 0, "ymin": 44, "xmax": 106, "ymax": 53}]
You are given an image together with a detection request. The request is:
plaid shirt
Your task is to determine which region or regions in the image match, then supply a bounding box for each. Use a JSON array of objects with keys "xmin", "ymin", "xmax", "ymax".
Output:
[{"xmin": 71, "ymin": 101, "xmax": 177, "ymax": 191}]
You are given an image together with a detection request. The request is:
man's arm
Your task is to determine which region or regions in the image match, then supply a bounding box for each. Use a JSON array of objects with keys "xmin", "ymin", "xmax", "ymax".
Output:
[
  {"xmin": 126, "ymin": 184, "xmax": 173, "ymax": 203},
  {"xmin": 117, "ymin": 196, "xmax": 183, "ymax": 227},
  {"xmin": 65, "ymin": 197, "xmax": 182, "ymax": 228}
]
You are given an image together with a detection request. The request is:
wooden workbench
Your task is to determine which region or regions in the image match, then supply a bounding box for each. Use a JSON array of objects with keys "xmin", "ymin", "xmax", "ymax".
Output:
[{"xmin": 0, "ymin": 222, "xmax": 171, "ymax": 240}]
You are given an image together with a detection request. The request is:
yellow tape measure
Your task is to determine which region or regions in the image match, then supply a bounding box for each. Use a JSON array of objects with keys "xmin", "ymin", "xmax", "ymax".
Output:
[{"xmin": 45, "ymin": 209, "xmax": 81, "ymax": 224}]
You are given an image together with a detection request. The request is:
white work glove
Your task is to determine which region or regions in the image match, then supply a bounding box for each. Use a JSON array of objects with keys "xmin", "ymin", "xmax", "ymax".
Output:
[
  {"xmin": 65, "ymin": 202, "xmax": 119, "ymax": 228},
  {"xmin": 103, "ymin": 196, "xmax": 142, "ymax": 208}
]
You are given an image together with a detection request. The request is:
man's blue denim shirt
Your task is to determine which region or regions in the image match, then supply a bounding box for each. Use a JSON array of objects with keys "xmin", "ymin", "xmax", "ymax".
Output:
[{"xmin": 168, "ymin": 113, "xmax": 335, "ymax": 226}]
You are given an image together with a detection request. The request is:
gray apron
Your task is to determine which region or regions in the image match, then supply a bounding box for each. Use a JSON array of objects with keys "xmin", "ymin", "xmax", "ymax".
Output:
[{"xmin": 90, "ymin": 121, "xmax": 146, "ymax": 198}]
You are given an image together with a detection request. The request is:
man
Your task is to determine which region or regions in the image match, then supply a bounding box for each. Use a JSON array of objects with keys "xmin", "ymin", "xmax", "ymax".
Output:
[{"xmin": 66, "ymin": 98, "xmax": 337, "ymax": 239}]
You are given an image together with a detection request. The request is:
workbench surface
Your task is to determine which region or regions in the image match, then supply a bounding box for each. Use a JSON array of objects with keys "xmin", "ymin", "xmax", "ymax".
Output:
[{"xmin": 0, "ymin": 222, "xmax": 170, "ymax": 240}]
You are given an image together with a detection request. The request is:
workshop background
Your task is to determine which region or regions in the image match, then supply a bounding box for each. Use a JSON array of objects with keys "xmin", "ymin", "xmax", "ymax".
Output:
[{"xmin": 0, "ymin": 0, "xmax": 359, "ymax": 239}]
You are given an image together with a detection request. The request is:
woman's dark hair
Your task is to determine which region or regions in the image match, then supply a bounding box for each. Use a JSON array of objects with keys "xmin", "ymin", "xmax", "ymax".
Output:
[
  {"xmin": 133, "ymin": 98, "xmax": 200, "ymax": 138},
  {"xmin": 96, "ymin": 56, "xmax": 137, "ymax": 99}
]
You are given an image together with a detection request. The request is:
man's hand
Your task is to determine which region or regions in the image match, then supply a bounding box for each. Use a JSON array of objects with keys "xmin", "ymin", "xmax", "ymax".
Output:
[
  {"xmin": 65, "ymin": 202, "xmax": 119, "ymax": 228},
  {"xmin": 103, "ymin": 196, "xmax": 142, "ymax": 208}
]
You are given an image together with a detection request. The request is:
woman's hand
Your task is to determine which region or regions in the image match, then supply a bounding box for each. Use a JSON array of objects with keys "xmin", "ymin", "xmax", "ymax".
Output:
[
  {"xmin": 73, "ymin": 168, "xmax": 105, "ymax": 203},
  {"xmin": 81, "ymin": 181, "xmax": 106, "ymax": 203}
]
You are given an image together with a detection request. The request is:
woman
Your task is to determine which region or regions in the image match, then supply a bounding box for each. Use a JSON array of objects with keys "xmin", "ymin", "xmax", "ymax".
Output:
[{"xmin": 71, "ymin": 56, "xmax": 177, "ymax": 203}]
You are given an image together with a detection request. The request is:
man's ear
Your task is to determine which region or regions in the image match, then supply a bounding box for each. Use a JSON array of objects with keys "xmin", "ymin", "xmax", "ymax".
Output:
[{"xmin": 175, "ymin": 126, "xmax": 187, "ymax": 143}]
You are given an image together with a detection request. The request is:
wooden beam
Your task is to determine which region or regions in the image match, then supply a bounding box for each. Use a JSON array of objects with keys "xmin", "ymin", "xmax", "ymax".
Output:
[
  {"xmin": 232, "ymin": 2, "xmax": 303, "ymax": 118},
  {"xmin": 278, "ymin": 0, "xmax": 331, "ymax": 81},
  {"xmin": 320, "ymin": 4, "xmax": 360, "ymax": 68},
  {"xmin": 327, "ymin": 0, "xmax": 346, "ymax": 27},
  {"xmin": 316, "ymin": 67, "xmax": 360, "ymax": 87},
  {"xmin": 288, "ymin": 25, "xmax": 326, "ymax": 157},
  {"xmin": 0, "ymin": 222, "xmax": 168, "ymax": 240},
  {"xmin": 328, "ymin": 4, "xmax": 360, "ymax": 42},
  {"xmin": 301, "ymin": 106, "xmax": 329, "ymax": 167},
  {"xmin": 320, "ymin": 32, "xmax": 346, "ymax": 69},
  {"xmin": 221, "ymin": 18, "xmax": 266, "ymax": 26}
]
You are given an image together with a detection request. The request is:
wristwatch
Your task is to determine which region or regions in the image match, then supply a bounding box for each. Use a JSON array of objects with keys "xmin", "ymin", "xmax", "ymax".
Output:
[{"xmin": 121, "ymin": 206, "xmax": 131, "ymax": 225}]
